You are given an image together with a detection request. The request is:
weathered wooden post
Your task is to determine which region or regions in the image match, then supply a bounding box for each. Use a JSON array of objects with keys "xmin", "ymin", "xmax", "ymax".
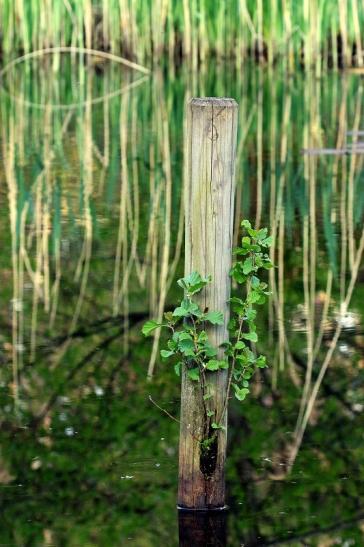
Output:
[{"xmin": 178, "ymin": 98, "xmax": 238, "ymax": 509}]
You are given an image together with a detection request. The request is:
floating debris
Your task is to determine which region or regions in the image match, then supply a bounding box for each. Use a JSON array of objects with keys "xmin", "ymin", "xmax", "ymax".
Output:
[
  {"xmin": 31, "ymin": 458, "xmax": 42, "ymax": 471},
  {"xmin": 94, "ymin": 386, "xmax": 104, "ymax": 397},
  {"xmin": 302, "ymin": 130, "xmax": 364, "ymax": 155},
  {"xmin": 302, "ymin": 147, "xmax": 364, "ymax": 155}
]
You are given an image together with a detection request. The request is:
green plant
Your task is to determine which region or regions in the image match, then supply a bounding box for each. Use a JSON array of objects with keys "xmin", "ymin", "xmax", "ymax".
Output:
[
  {"xmin": 143, "ymin": 219, "xmax": 273, "ymax": 430},
  {"xmin": 1, "ymin": 0, "xmax": 364, "ymax": 68}
]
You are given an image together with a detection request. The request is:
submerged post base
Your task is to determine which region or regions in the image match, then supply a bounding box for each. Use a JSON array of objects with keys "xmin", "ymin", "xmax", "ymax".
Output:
[{"xmin": 178, "ymin": 507, "xmax": 227, "ymax": 547}]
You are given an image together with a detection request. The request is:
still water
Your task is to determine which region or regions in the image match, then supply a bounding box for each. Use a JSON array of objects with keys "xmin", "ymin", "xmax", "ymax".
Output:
[{"xmin": 0, "ymin": 55, "xmax": 364, "ymax": 546}]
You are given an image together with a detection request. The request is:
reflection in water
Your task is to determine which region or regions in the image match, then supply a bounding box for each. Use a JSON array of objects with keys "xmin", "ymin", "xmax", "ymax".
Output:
[
  {"xmin": 0, "ymin": 58, "xmax": 364, "ymax": 544},
  {"xmin": 178, "ymin": 510, "xmax": 226, "ymax": 547}
]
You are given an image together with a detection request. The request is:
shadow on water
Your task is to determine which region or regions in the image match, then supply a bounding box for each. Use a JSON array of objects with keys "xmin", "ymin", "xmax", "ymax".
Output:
[{"xmin": 0, "ymin": 54, "xmax": 364, "ymax": 545}]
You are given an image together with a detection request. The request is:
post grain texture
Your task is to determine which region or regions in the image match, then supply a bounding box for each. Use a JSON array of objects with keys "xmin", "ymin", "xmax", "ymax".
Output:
[{"xmin": 178, "ymin": 97, "xmax": 238, "ymax": 509}]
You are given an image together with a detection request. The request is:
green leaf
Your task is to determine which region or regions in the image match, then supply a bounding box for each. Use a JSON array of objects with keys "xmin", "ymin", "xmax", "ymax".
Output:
[
  {"xmin": 262, "ymin": 259, "xmax": 274, "ymax": 270},
  {"xmin": 256, "ymin": 355, "xmax": 267, "ymax": 368},
  {"xmin": 229, "ymin": 296, "xmax": 245, "ymax": 314},
  {"xmin": 256, "ymin": 228, "xmax": 268, "ymax": 240},
  {"xmin": 167, "ymin": 339, "xmax": 177, "ymax": 350},
  {"xmin": 236, "ymin": 353, "xmax": 249, "ymax": 365},
  {"xmin": 246, "ymin": 308, "xmax": 257, "ymax": 321},
  {"xmin": 243, "ymin": 332, "xmax": 258, "ymax": 343},
  {"xmin": 231, "ymin": 266, "xmax": 247, "ymax": 284},
  {"xmin": 185, "ymin": 271, "xmax": 205, "ymax": 286},
  {"xmin": 205, "ymin": 360, "xmax": 220, "ymax": 371},
  {"xmin": 142, "ymin": 320, "xmax": 161, "ymax": 336},
  {"xmin": 177, "ymin": 279, "xmax": 186, "ymax": 290},
  {"xmin": 247, "ymin": 228, "xmax": 259, "ymax": 238},
  {"xmin": 206, "ymin": 359, "xmax": 229, "ymax": 371},
  {"xmin": 241, "ymin": 219, "xmax": 251, "ymax": 230},
  {"xmin": 233, "ymin": 247, "xmax": 250, "ymax": 256},
  {"xmin": 243, "ymin": 349, "xmax": 255, "ymax": 362},
  {"xmin": 251, "ymin": 275, "xmax": 260, "ymax": 288},
  {"xmin": 178, "ymin": 333, "xmax": 195, "ymax": 354},
  {"xmin": 191, "ymin": 306, "xmax": 204, "ymax": 319},
  {"xmin": 250, "ymin": 243, "xmax": 262, "ymax": 252},
  {"xmin": 160, "ymin": 349, "xmax": 175, "ymax": 359},
  {"xmin": 184, "ymin": 349, "xmax": 196, "ymax": 358},
  {"xmin": 204, "ymin": 343, "xmax": 218, "ymax": 357},
  {"xmin": 179, "ymin": 332, "xmax": 193, "ymax": 342},
  {"xmin": 174, "ymin": 362, "xmax": 182, "ymax": 376},
  {"xmin": 235, "ymin": 341, "xmax": 246, "ymax": 350},
  {"xmin": 207, "ymin": 410, "xmax": 215, "ymax": 417},
  {"xmin": 203, "ymin": 392, "xmax": 213, "ymax": 400},
  {"xmin": 177, "ymin": 271, "xmax": 211, "ymax": 295},
  {"xmin": 172, "ymin": 306, "xmax": 189, "ymax": 318},
  {"xmin": 211, "ymin": 422, "xmax": 226, "ymax": 431},
  {"xmin": 228, "ymin": 318, "xmax": 237, "ymax": 331},
  {"xmin": 187, "ymin": 367, "xmax": 200, "ymax": 381},
  {"xmin": 204, "ymin": 310, "xmax": 224, "ymax": 325},
  {"xmin": 243, "ymin": 257, "xmax": 254, "ymax": 275},
  {"xmin": 173, "ymin": 299, "xmax": 200, "ymax": 318},
  {"xmin": 248, "ymin": 290, "xmax": 261, "ymax": 304},
  {"xmin": 262, "ymin": 235, "xmax": 273, "ymax": 247},
  {"xmin": 233, "ymin": 385, "xmax": 250, "ymax": 401},
  {"xmin": 183, "ymin": 299, "xmax": 200, "ymax": 314}
]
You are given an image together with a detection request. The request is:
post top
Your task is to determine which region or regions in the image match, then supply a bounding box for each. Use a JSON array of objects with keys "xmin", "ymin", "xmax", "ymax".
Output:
[{"xmin": 189, "ymin": 97, "xmax": 238, "ymax": 108}]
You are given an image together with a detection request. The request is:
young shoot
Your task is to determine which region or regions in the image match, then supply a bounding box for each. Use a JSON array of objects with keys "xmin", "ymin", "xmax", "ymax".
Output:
[{"xmin": 142, "ymin": 220, "xmax": 274, "ymax": 433}]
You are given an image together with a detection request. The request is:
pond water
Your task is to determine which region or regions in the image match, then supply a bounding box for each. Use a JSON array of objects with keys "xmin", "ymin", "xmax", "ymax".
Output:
[{"xmin": 0, "ymin": 55, "xmax": 364, "ymax": 546}]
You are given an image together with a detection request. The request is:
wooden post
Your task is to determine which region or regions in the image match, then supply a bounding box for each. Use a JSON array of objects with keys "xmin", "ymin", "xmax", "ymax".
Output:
[{"xmin": 178, "ymin": 98, "xmax": 238, "ymax": 509}]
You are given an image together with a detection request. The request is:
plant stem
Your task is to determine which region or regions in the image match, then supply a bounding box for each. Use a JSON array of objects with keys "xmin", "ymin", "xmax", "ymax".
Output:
[
  {"xmin": 217, "ymin": 314, "xmax": 245, "ymax": 424},
  {"xmin": 149, "ymin": 395, "xmax": 180, "ymax": 424}
]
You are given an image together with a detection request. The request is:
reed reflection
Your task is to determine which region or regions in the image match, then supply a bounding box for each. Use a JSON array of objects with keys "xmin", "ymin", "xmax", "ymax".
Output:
[{"xmin": 0, "ymin": 60, "xmax": 363, "ymax": 475}]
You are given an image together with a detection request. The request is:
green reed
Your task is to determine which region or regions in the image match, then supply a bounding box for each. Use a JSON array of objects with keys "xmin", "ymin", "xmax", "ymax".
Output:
[{"xmin": 1, "ymin": 0, "xmax": 364, "ymax": 68}]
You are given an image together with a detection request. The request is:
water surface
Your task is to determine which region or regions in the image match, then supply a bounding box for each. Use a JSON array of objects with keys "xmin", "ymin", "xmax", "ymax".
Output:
[{"xmin": 0, "ymin": 56, "xmax": 364, "ymax": 546}]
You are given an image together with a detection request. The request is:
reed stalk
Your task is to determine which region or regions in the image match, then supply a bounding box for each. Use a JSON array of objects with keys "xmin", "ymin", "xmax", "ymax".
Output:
[{"xmin": 1, "ymin": 0, "xmax": 363, "ymax": 68}]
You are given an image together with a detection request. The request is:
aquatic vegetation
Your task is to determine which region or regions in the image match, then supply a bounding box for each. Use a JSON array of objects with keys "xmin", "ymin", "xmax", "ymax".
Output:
[
  {"xmin": 1, "ymin": 0, "xmax": 364, "ymax": 68},
  {"xmin": 143, "ymin": 220, "xmax": 273, "ymax": 433}
]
